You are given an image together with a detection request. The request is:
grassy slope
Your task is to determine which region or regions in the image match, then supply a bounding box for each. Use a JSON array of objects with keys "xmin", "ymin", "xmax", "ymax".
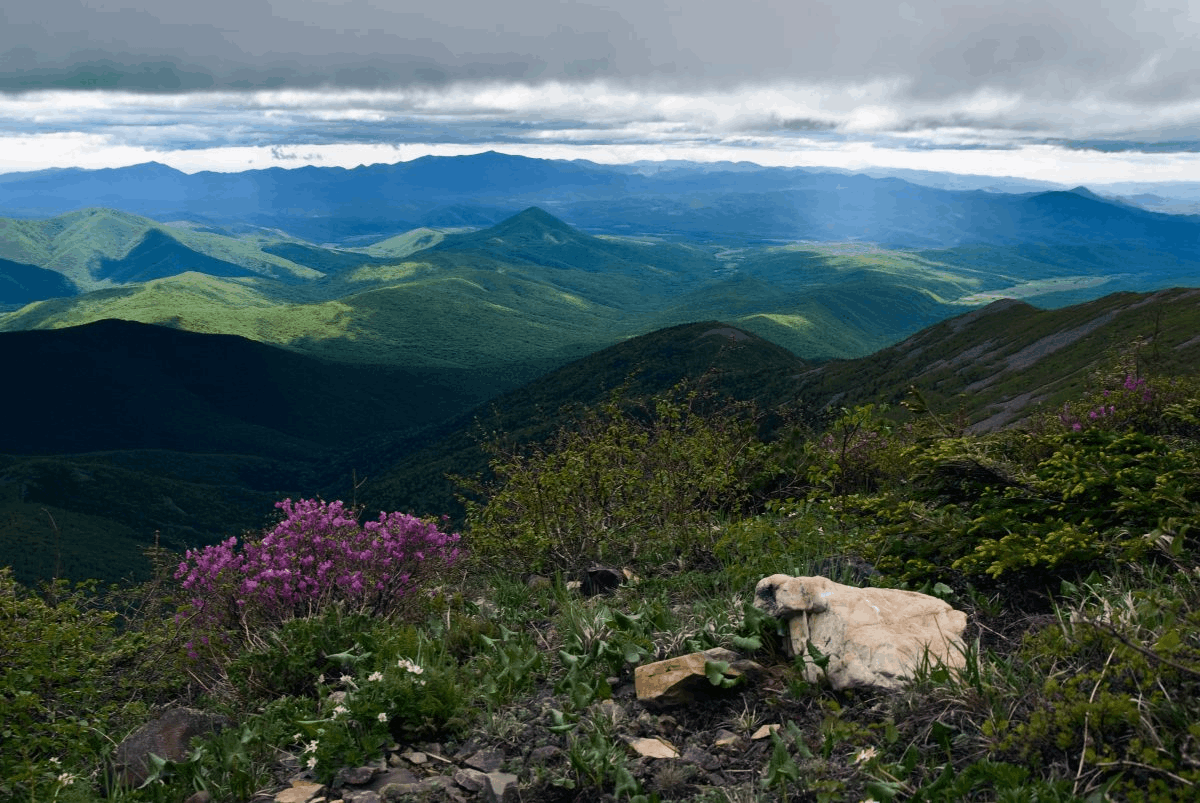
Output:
[
  {"xmin": 795, "ymin": 286, "xmax": 1200, "ymax": 430},
  {"xmin": 0, "ymin": 209, "xmax": 320, "ymax": 291}
]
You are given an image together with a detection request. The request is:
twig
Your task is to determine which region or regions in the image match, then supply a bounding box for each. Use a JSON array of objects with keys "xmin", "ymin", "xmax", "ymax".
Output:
[
  {"xmin": 1076, "ymin": 618, "xmax": 1200, "ymax": 679},
  {"xmin": 1095, "ymin": 760, "xmax": 1195, "ymax": 787}
]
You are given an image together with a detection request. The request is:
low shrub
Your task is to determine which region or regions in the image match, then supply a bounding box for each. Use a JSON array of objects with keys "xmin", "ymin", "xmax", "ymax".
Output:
[{"xmin": 174, "ymin": 498, "xmax": 462, "ymax": 666}]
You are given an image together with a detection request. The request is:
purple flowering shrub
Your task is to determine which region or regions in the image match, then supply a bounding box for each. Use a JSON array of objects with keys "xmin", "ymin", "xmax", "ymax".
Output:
[{"xmin": 175, "ymin": 498, "xmax": 461, "ymax": 658}]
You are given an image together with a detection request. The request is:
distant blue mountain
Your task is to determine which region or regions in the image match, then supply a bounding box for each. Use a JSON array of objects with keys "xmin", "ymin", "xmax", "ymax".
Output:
[{"xmin": 0, "ymin": 152, "xmax": 1198, "ymax": 256}]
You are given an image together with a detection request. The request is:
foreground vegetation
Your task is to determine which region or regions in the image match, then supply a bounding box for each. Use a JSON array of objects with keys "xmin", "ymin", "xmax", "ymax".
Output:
[{"xmin": 3, "ymin": 354, "xmax": 1199, "ymax": 802}]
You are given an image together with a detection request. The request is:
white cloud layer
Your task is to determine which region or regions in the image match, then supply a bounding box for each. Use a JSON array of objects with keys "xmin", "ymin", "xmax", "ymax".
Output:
[{"xmin": 2, "ymin": 2, "xmax": 1200, "ymax": 182}]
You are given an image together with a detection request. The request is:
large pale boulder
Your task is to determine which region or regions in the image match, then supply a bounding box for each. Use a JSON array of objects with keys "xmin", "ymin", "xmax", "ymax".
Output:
[{"xmin": 754, "ymin": 574, "xmax": 968, "ymax": 690}]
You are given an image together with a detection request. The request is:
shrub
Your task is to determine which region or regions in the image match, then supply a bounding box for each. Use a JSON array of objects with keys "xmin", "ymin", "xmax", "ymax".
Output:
[
  {"xmin": 460, "ymin": 386, "xmax": 770, "ymax": 573},
  {"xmin": 174, "ymin": 498, "xmax": 462, "ymax": 663}
]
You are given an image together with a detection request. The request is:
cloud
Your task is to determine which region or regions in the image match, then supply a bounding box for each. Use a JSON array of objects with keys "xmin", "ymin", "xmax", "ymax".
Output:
[{"xmin": 2, "ymin": 2, "xmax": 1200, "ymax": 182}]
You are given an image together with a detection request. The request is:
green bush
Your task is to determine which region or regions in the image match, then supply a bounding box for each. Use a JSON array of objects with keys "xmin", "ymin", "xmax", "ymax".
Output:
[
  {"xmin": 460, "ymin": 385, "xmax": 770, "ymax": 573},
  {"xmin": 0, "ymin": 568, "xmax": 175, "ymax": 801}
]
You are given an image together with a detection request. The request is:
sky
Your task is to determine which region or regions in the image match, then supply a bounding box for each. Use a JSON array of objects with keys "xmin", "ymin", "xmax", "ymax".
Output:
[{"xmin": 3, "ymin": 0, "xmax": 1200, "ymax": 185}]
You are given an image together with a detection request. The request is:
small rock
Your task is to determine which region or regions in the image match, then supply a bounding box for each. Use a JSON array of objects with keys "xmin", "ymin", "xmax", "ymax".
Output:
[
  {"xmin": 681, "ymin": 746, "xmax": 720, "ymax": 771},
  {"xmin": 751, "ymin": 724, "xmax": 780, "ymax": 740},
  {"xmin": 275, "ymin": 781, "xmax": 326, "ymax": 803},
  {"xmin": 525, "ymin": 574, "xmax": 551, "ymax": 590},
  {"xmin": 183, "ymin": 792, "xmax": 212, "ymax": 803},
  {"xmin": 335, "ymin": 767, "xmax": 376, "ymax": 786},
  {"xmin": 367, "ymin": 768, "xmax": 419, "ymax": 792},
  {"xmin": 379, "ymin": 783, "xmax": 422, "ymax": 802},
  {"xmin": 401, "ymin": 751, "xmax": 427, "ymax": 765},
  {"xmin": 634, "ymin": 648, "xmax": 759, "ymax": 707},
  {"xmin": 483, "ymin": 771, "xmax": 519, "ymax": 803},
  {"xmin": 713, "ymin": 729, "xmax": 740, "ymax": 748},
  {"xmin": 592, "ymin": 699, "xmax": 627, "ymax": 724},
  {"xmin": 528, "ymin": 745, "xmax": 562, "ymax": 764},
  {"xmin": 342, "ymin": 792, "xmax": 380, "ymax": 803},
  {"xmin": 454, "ymin": 767, "xmax": 488, "ymax": 793},
  {"xmin": 465, "ymin": 748, "xmax": 505, "ymax": 772},
  {"xmin": 622, "ymin": 736, "xmax": 680, "ymax": 759}
]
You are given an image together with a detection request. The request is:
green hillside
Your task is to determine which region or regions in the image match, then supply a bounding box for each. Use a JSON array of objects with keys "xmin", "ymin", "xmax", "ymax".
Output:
[
  {"xmin": 0, "ymin": 208, "xmax": 321, "ymax": 291},
  {"xmin": 794, "ymin": 286, "xmax": 1200, "ymax": 430}
]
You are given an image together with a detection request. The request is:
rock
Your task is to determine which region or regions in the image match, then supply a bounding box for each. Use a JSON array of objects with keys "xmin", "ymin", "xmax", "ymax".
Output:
[
  {"xmin": 750, "ymin": 724, "xmax": 780, "ymax": 740},
  {"xmin": 342, "ymin": 792, "xmax": 381, "ymax": 803},
  {"xmin": 528, "ymin": 745, "xmax": 562, "ymax": 764},
  {"xmin": 712, "ymin": 729, "xmax": 740, "ymax": 749},
  {"xmin": 400, "ymin": 750, "xmax": 427, "ymax": 765},
  {"xmin": 464, "ymin": 748, "xmax": 505, "ymax": 772},
  {"xmin": 754, "ymin": 573, "xmax": 968, "ymax": 690},
  {"xmin": 275, "ymin": 781, "xmax": 326, "ymax": 803},
  {"xmin": 483, "ymin": 771, "xmax": 519, "ymax": 803},
  {"xmin": 580, "ymin": 565, "xmax": 625, "ymax": 596},
  {"xmin": 622, "ymin": 736, "xmax": 680, "ymax": 759},
  {"xmin": 681, "ymin": 746, "xmax": 720, "ymax": 771},
  {"xmin": 524, "ymin": 574, "xmax": 552, "ymax": 590},
  {"xmin": 183, "ymin": 792, "xmax": 212, "ymax": 803},
  {"xmin": 335, "ymin": 766, "xmax": 376, "ymax": 786},
  {"xmin": 367, "ymin": 768, "xmax": 419, "ymax": 791},
  {"xmin": 111, "ymin": 708, "xmax": 230, "ymax": 788},
  {"xmin": 453, "ymin": 767, "xmax": 488, "ymax": 793},
  {"xmin": 634, "ymin": 648, "xmax": 763, "ymax": 707}
]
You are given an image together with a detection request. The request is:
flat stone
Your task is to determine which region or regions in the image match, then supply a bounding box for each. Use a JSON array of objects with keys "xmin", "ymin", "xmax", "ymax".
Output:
[
  {"xmin": 622, "ymin": 736, "xmax": 680, "ymax": 759},
  {"xmin": 713, "ymin": 729, "xmax": 739, "ymax": 748},
  {"xmin": 465, "ymin": 748, "xmax": 505, "ymax": 772},
  {"xmin": 454, "ymin": 767, "xmax": 488, "ymax": 793},
  {"xmin": 366, "ymin": 768, "xmax": 418, "ymax": 792},
  {"xmin": 275, "ymin": 781, "xmax": 326, "ymax": 803},
  {"xmin": 633, "ymin": 648, "xmax": 755, "ymax": 707},
  {"xmin": 401, "ymin": 751, "xmax": 427, "ymax": 765},
  {"xmin": 751, "ymin": 724, "xmax": 780, "ymax": 740},
  {"xmin": 681, "ymin": 746, "xmax": 720, "ymax": 771},
  {"xmin": 343, "ymin": 792, "xmax": 380, "ymax": 803},
  {"xmin": 483, "ymin": 771, "xmax": 519, "ymax": 803},
  {"xmin": 336, "ymin": 766, "xmax": 376, "ymax": 786}
]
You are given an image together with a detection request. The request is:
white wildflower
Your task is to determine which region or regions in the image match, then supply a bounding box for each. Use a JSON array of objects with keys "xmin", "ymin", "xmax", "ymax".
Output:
[
  {"xmin": 377, "ymin": 712, "xmax": 388, "ymax": 722},
  {"xmin": 306, "ymin": 756, "xmax": 318, "ymax": 769},
  {"xmin": 854, "ymin": 747, "xmax": 878, "ymax": 764},
  {"xmin": 332, "ymin": 705, "xmax": 349, "ymax": 718},
  {"xmin": 397, "ymin": 658, "xmax": 424, "ymax": 675},
  {"xmin": 303, "ymin": 740, "xmax": 319, "ymax": 754},
  {"xmin": 316, "ymin": 673, "xmax": 325, "ymax": 684},
  {"xmin": 368, "ymin": 671, "xmax": 383, "ymax": 682},
  {"xmin": 57, "ymin": 772, "xmax": 76, "ymax": 786}
]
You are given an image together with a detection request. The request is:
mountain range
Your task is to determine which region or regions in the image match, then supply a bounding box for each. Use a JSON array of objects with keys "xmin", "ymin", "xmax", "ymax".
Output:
[
  {"xmin": 2, "ymin": 152, "xmax": 1199, "ymax": 587},
  {"xmin": 2, "ymin": 152, "xmax": 1199, "ymax": 250}
]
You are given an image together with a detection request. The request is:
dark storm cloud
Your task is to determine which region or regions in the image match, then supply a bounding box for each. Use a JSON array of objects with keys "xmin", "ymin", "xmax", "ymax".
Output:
[{"xmin": 2, "ymin": 1, "xmax": 1200, "ymax": 176}]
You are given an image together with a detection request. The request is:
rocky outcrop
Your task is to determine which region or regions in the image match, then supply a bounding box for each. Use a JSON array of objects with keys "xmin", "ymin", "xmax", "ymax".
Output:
[{"xmin": 754, "ymin": 573, "xmax": 968, "ymax": 690}]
